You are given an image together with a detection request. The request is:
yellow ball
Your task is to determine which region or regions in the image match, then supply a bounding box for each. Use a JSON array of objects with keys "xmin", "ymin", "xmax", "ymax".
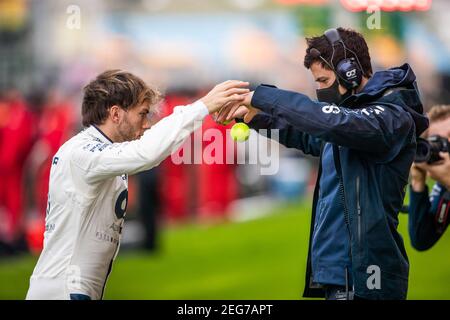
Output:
[{"xmin": 230, "ymin": 123, "xmax": 250, "ymax": 142}]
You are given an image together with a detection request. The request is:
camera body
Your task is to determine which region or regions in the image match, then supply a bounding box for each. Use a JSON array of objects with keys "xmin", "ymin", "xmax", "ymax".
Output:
[{"xmin": 415, "ymin": 135, "xmax": 450, "ymax": 164}]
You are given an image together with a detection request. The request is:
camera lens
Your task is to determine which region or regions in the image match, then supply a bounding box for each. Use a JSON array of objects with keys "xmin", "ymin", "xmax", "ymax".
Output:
[{"xmin": 415, "ymin": 138, "xmax": 431, "ymax": 163}]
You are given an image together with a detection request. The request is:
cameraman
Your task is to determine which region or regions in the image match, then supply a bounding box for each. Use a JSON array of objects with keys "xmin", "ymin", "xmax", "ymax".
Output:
[{"xmin": 409, "ymin": 105, "xmax": 450, "ymax": 251}]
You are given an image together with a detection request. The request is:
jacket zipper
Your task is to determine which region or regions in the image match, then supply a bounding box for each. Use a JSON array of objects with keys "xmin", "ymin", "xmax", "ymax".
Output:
[
  {"xmin": 356, "ymin": 175, "xmax": 362, "ymax": 246},
  {"xmin": 339, "ymin": 177, "xmax": 352, "ymax": 255},
  {"xmin": 334, "ymin": 146, "xmax": 353, "ymax": 258},
  {"xmin": 334, "ymin": 145, "xmax": 354, "ymax": 296},
  {"xmin": 305, "ymin": 143, "xmax": 325, "ymax": 294}
]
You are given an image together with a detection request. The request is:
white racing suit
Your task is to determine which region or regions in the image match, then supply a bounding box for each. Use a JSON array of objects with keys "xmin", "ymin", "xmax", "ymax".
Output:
[{"xmin": 26, "ymin": 101, "xmax": 208, "ymax": 300}]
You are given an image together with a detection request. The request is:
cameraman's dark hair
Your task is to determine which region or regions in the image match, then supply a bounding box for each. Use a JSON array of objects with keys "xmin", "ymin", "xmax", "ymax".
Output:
[
  {"xmin": 428, "ymin": 105, "xmax": 450, "ymax": 123},
  {"xmin": 304, "ymin": 27, "xmax": 373, "ymax": 77},
  {"xmin": 82, "ymin": 70, "xmax": 162, "ymax": 127}
]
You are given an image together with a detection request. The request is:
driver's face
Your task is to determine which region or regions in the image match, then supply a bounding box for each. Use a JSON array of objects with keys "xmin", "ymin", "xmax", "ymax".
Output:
[{"xmin": 117, "ymin": 104, "xmax": 152, "ymax": 142}]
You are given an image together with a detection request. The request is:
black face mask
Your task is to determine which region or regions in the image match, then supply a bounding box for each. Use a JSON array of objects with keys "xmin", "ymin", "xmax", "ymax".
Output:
[{"xmin": 316, "ymin": 79, "xmax": 352, "ymax": 105}]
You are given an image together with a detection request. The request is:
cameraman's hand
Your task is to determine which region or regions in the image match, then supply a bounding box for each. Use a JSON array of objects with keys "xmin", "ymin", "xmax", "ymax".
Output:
[
  {"xmin": 413, "ymin": 152, "xmax": 450, "ymax": 191},
  {"xmin": 424, "ymin": 152, "xmax": 450, "ymax": 190},
  {"xmin": 410, "ymin": 162, "xmax": 427, "ymax": 192},
  {"xmin": 200, "ymin": 80, "xmax": 249, "ymax": 114}
]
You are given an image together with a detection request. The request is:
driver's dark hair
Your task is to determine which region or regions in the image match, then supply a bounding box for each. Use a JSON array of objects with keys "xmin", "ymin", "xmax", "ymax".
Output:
[
  {"xmin": 304, "ymin": 27, "xmax": 373, "ymax": 77},
  {"xmin": 82, "ymin": 70, "xmax": 162, "ymax": 127}
]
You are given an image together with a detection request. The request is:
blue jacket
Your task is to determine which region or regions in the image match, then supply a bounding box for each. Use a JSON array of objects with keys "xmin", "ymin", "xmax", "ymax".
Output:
[
  {"xmin": 409, "ymin": 183, "xmax": 450, "ymax": 251},
  {"xmin": 311, "ymin": 142, "xmax": 352, "ymax": 286},
  {"xmin": 246, "ymin": 64, "xmax": 429, "ymax": 299}
]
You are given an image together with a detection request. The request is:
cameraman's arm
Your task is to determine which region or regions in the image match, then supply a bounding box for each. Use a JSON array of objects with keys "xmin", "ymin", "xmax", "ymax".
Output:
[
  {"xmin": 251, "ymin": 85, "xmax": 414, "ymax": 159},
  {"xmin": 409, "ymin": 182, "xmax": 450, "ymax": 251},
  {"xmin": 239, "ymin": 112, "xmax": 322, "ymax": 157}
]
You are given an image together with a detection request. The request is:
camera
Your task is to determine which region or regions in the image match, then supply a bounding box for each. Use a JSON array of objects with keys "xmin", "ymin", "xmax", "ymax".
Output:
[{"xmin": 415, "ymin": 135, "xmax": 450, "ymax": 164}]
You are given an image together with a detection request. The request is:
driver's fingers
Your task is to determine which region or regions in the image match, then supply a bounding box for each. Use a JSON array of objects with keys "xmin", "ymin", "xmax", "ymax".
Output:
[
  {"xmin": 216, "ymin": 103, "xmax": 233, "ymax": 122},
  {"xmin": 220, "ymin": 81, "xmax": 249, "ymax": 91},
  {"xmin": 223, "ymin": 87, "xmax": 250, "ymax": 97},
  {"xmin": 226, "ymin": 104, "xmax": 243, "ymax": 121}
]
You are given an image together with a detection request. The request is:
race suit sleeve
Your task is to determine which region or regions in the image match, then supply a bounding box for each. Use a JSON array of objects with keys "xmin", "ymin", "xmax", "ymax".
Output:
[{"xmin": 71, "ymin": 100, "xmax": 208, "ymax": 184}]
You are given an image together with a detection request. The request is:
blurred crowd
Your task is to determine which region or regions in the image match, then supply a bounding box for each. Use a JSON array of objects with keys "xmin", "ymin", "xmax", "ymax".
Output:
[{"xmin": 0, "ymin": 87, "xmax": 76, "ymax": 256}]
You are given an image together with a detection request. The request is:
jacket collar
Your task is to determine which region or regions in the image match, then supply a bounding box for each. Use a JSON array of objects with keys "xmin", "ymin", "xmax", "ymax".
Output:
[{"xmin": 86, "ymin": 125, "xmax": 114, "ymax": 144}]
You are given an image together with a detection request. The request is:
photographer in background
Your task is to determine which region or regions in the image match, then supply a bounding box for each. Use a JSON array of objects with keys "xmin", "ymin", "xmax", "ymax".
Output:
[{"xmin": 409, "ymin": 105, "xmax": 450, "ymax": 251}]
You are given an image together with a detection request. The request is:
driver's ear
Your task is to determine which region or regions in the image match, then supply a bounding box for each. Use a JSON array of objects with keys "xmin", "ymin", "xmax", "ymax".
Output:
[{"xmin": 110, "ymin": 105, "xmax": 121, "ymax": 124}]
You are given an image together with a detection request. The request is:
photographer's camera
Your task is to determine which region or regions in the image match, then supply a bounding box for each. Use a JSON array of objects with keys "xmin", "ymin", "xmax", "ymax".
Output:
[{"xmin": 415, "ymin": 135, "xmax": 450, "ymax": 164}]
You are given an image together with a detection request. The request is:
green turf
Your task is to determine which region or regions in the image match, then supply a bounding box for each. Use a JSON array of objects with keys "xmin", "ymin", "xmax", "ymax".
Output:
[{"xmin": 0, "ymin": 200, "xmax": 449, "ymax": 300}]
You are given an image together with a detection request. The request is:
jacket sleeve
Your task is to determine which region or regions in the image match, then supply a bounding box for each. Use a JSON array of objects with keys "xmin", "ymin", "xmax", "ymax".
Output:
[
  {"xmin": 242, "ymin": 112, "xmax": 322, "ymax": 157},
  {"xmin": 71, "ymin": 101, "xmax": 208, "ymax": 184},
  {"xmin": 251, "ymin": 85, "xmax": 414, "ymax": 158},
  {"xmin": 408, "ymin": 183, "xmax": 450, "ymax": 251}
]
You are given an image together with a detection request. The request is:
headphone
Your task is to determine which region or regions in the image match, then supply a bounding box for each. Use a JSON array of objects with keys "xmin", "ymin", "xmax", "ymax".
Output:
[{"xmin": 310, "ymin": 28, "xmax": 364, "ymax": 90}]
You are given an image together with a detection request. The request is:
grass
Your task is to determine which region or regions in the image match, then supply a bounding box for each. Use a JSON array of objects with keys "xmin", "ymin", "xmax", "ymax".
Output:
[{"xmin": 0, "ymin": 200, "xmax": 449, "ymax": 300}]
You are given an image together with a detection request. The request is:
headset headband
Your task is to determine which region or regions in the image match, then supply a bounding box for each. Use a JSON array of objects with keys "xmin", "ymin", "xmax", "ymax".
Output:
[{"xmin": 324, "ymin": 29, "xmax": 342, "ymax": 47}]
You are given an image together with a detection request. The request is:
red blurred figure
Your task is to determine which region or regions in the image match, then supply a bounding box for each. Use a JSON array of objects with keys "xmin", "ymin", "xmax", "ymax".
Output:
[
  {"xmin": 197, "ymin": 115, "xmax": 238, "ymax": 223},
  {"xmin": 159, "ymin": 94, "xmax": 193, "ymax": 223},
  {"xmin": 0, "ymin": 90, "xmax": 36, "ymax": 253},
  {"xmin": 159, "ymin": 91, "xmax": 239, "ymax": 224},
  {"xmin": 28, "ymin": 90, "xmax": 76, "ymax": 253}
]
